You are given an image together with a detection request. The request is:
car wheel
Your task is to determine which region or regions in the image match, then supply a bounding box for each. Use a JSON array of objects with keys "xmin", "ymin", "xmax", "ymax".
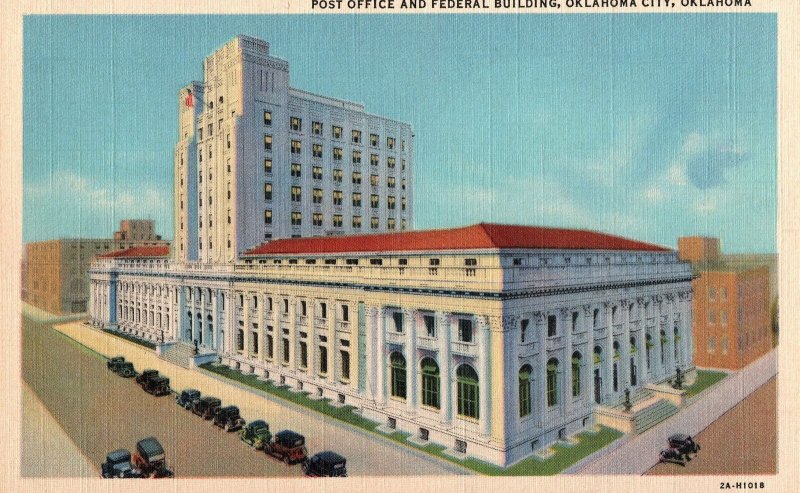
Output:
[
  {"xmin": 283, "ymin": 455, "xmax": 290, "ymax": 465},
  {"xmin": 224, "ymin": 423, "xmax": 231, "ymax": 432}
]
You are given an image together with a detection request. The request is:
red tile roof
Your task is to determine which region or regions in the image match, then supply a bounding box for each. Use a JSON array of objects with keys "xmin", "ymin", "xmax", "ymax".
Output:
[
  {"xmin": 244, "ymin": 223, "xmax": 669, "ymax": 256},
  {"xmin": 98, "ymin": 245, "xmax": 170, "ymax": 259}
]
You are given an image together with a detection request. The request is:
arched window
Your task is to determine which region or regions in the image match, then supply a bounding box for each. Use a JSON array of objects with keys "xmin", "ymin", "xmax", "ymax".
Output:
[
  {"xmin": 519, "ymin": 364, "xmax": 532, "ymax": 417},
  {"xmin": 674, "ymin": 327, "xmax": 681, "ymax": 363},
  {"xmin": 390, "ymin": 352, "xmax": 407, "ymax": 399},
  {"xmin": 660, "ymin": 330, "xmax": 667, "ymax": 365},
  {"xmin": 630, "ymin": 337, "xmax": 638, "ymax": 386},
  {"xmin": 571, "ymin": 352, "xmax": 582, "ymax": 397},
  {"xmin": 612, "ymin": 341, "xmax": 620, "ymax": 392},
  {"xmin": 546, "ymin": 358, "xmax": 559, "ymax": 407},
  {"xmin": 421, "ymin": 358, "xmax": 440, "ymax": 409},
  {"xmin": 237, "ymin": 329, "xmax": 244, "ymax": 351},
  {"xmin": 456, "ymin": 364, "xmax": 479, "ymax": 419},
  {"xmin": 594, "ymin": 346, "xmax": 603, "ymax": 365}
]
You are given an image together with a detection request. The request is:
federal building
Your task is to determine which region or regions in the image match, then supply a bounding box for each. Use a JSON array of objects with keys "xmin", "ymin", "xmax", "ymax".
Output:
[{"xmin": 89, "ymin": 35, "xmax": 695, "ymax": 466}]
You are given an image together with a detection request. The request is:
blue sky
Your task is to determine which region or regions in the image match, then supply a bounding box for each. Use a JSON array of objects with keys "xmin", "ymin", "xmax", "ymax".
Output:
[{"xmin": 23, "ymin": 14, "xmax": 776, "ymax": 253}]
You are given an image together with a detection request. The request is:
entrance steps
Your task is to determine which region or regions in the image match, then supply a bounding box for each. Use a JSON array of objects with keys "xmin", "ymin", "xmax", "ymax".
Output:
[
  {"xmin": 160, "ymin": 342, "xmax": 196, "ymax": 369},
  {"xmin": 633, "ymin": 399, "xmax": 679, "ymax": 434},
  {"xmin": 594, "ymin": 386, "xmax": 680, "ymax": 434}
]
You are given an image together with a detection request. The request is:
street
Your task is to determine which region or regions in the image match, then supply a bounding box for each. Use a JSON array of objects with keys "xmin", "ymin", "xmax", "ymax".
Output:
[{"xmin": 22, "ymin": 317, "xmax": 462, "ymax": 477}]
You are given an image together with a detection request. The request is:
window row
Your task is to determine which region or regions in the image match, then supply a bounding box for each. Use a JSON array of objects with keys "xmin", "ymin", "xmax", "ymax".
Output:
[{"xmin": 280, "ymin": 116, "xmax": 405, "ymax": 151}]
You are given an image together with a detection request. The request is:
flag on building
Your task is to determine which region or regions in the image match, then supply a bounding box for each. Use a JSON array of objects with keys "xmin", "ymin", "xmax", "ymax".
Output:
[{"xmin": 185, "ymin": 89, "xmax": 194, "ymax": 108}]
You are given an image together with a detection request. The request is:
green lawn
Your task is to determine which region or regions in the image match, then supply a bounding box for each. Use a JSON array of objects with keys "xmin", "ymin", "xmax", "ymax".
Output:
[
  {"xmin": 199, "ymin": 362, "xmax": 622, "ymax": 475},
  {"xmin": 102, "ymin": 329, "xmax": 157, "ymax": 350},
  {"xmin": 686, "ymin": 370, "xmax": 728, "ymax": 397}
]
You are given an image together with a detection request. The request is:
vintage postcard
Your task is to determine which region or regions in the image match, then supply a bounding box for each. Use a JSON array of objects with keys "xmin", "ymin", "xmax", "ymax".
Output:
[{"xmin": 2, "ymin": 1, "xmax": 797, "ymax": 492}]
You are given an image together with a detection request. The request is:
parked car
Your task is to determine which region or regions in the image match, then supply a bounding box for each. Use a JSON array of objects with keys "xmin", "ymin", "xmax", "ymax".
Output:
[
  {"xmin": 668, "ymin": 433, "xmax": 701, "ymax": 456},
  {"xmin": 302, "ymin": 451, "xmax": 347, "ymax": 477},
  {"xmin": 142, "ymin": 376, "xmax": 171, "ymax": 396},
  {"xmin": 107, "ymin": 356, "xmax": 126, "ymax": 372},
  {"xmin": 658, "ymin": 447, "xmax": 686, "ymax": 466},
  {"xmin": 135, "ymin": 369, "xmax": 160, "ymax": 386},
  {"xmin": 191, "ymin": 396, "xmax": 221, "ymax": 419},
  {"xmin": 116, "ymin": 362, "xmax": 136, "ymax": 378},
  {"xmin": 132, "ymin": 437, "xmax": 174, "ymax": 478},
  {"xmin": 176, "ymin": 388, "xmax": 201, "ymax": 409},
  {"xmin": 100, "ymin": 448, "xmax": 143, "ymax": 478},
  {"xmin": 264, "ymin": 430, "xmax": 307, "ymax": 465},
  {"xmin": 212, "ymin": 405, "xmax": 245, "ymax": 432},
  {"xmin": 239, "ymin": 420, "xmax": 271, "ymax": 449}
]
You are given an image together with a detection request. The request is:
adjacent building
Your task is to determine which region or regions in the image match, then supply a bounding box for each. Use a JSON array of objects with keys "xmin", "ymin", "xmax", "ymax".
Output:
[
  {"xmin": 23, "ymin": 220, "xmax": 169, "ymax": 315},
  {"xmin": 678, "ymin": 237, "xmax": 773, "ymax": 370}
]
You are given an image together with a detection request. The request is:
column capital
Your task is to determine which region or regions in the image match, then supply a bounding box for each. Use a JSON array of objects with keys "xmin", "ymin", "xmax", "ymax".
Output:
[
  {"xmin": 582, "ymin": 305, "xmax": 594, "ymax": 316},
  {"xmin": 559, "ymin": 307, "xmax": 570, "ymax": 318},
  {"xmin": 665, "ymin": 293, "xmax": 676, "ymax": 302},
  {"xmin": 501, "ymin": 315, "xmax": 519, "ymax": 332},
  {"xmin": 531, "ymin": 311, "xmax": 545, "ymax": 323}
]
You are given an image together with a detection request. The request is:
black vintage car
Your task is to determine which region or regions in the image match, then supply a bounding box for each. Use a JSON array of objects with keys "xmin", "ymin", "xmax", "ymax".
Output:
[
  {"xmin": 142, "ymin": 376, "xmax": 171, "ymax": 396},
  {"xmin": 107, "ymin": 356, "xmax": 126, "ymax": 372},
  {"xmin": 265, "ymin": 430, "xmax": 308, "ymax": 465},
  {"xmin": 176, "ymin": 388, "xmax": 201, "ymax": 409},
  {"xmin": 116, "ymin": 362, "xmax": 136, "ymax": 378},
  {"xmin": 132, "ymin": 437, "xmax": 174, "ymax": 478},
  {"xmin": 136, "ymin": 369, "xmax": 160, "ymax": 387},
  {"xmin": 192, "ymin": 396, "xmax": 222, "ymax": 419},
  {"xmin": 668, "ymin": 433, "xmax": 701, "ymax": 455},
  {"xmin": 239, "ymin": 419, "xmax": 271, "ymax": 449},
  {"xmin": 302, "ymin": 451, "xmax": 347, "ymax": 477},
  {"xmin": 100, "ymin": 448, "xmax": 143, "ymax": 478},
  {"xmin": 212, "ymin": 405, "xmax": 246, "ymax": 432}
]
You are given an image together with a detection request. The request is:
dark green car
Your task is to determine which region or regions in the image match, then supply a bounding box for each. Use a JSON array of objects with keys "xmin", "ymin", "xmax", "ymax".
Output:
[{"xmin": 239, "ymin": 419, "xmax": 271, "ymax": 449}]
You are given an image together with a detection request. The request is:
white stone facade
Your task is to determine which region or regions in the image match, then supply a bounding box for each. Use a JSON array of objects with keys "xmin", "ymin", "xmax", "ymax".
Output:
[
  {"xmin": 89, "ymin": 245, "xmax": 694, "ymax": 466},
  {"xmin": 173, "ymin": 35, "xmax": 413, "ymax": 264}
]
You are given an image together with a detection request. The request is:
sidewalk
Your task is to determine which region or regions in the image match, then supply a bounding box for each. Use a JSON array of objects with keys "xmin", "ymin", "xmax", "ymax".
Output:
[
  {"xmin": 21, "ymin": 383, "xmax": 95, "ymax": 477},
  {"xmin": 51, "ymin": 321, "xmax": 465, "ymax": 476},
  {"xmin": 568, "ymin": 349, "xmax": 778, "ymax": 475},
  {"xmin": 21, "ymin": 302, "xmax": 87, "ymax": 325}
]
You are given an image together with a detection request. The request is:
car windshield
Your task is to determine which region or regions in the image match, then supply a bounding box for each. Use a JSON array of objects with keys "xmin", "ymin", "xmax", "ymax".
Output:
[{"xmin": 293, "ymin": 439, "xmax": 304, "ymax": 446}]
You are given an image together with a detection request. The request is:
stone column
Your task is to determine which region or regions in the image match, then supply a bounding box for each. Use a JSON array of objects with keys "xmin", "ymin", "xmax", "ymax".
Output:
[
  {"xmin": 327, "ymin": 299, "xmax": 336, "ymax": 382},
  {"xmin": 682, "ymin": 292, "xmax": 693, "ymax": 367},
  {"xmin": 535, "ymin": 312, "xmax": 547, "ymax": 427},
  {"xmin": 364, "ymin": 305, "xmax": 375, "ymax": 401},
  {"xmin": 260, "ymin": 293, "xmax": 267, "ymax": 362},
  {"xmin": 437, "ymin": 311, "xmax": 451, "ymax": 424},
  {"xmin": 405, "ymin": 309, "xmax": 418, "ymax": 415},
  {"xmin": 478, "ymin": 315, "xmax": 491, "ymax": 437},
  {"xmin": 243, "ymin": 293, "xmax": 251, "ymax": 359},
  {"xmin": 226, "ymin": 291, "xmax": 236, "ymax": 356},
  {"xmin": 503, "ymin": 315, "xmax": 519, "ymax": 439},
  {"xmin": 307, "ymin": 300, "xmax": 316, "ymax": 375},
  {"xmin": 654, "ymin": 296, "xmax": 664, "ymax": 379},
  {"xmin": 561, "ymin": 308, "xmax": 572, "ymax": 417},
  {"xmin": 666, "ymin": 295, "xmax": 677, "ymax": 373},
  {"xmin": 584, "ymin": 305, "xmax": 595, "ymax": 405},
  {"xmin": 604, "ymin": 303, "xmax": 614, "ymax": 401},
  {"xmin": 288, "ymin": 296, "xmax": 297, "ymax": 370},
  {"xmin": 636, "ymin": 298, "xmax": 648, "ymax": 385},
  {"xmin": 376, "ymin": 307, "xmax": 387, "ymax": 406},
  {"xmin": 621, "ymin": 300, "xmax": 632, "ymax": 389},
  {"xmin": 211, "ymin": 290, "xmax": 219, "ymax": 350}
]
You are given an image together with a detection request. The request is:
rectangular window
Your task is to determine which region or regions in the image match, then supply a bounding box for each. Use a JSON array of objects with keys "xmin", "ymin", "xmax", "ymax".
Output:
[
  {"xmin": 291, "ymin": 211, "xmax": 302, "ymax": 226},
  {"xmin": 519, "ymin": 375, "xmax": 531, "ymax": 417},
  {"xmin": 264, "ymin": 183, "xmax": 272, "ymax": 201},
  {"xmin": 264, "ymin": 210, "xmax": 272, "ymax": 225},
  {"xmin": 312, "ymin": 121, "xmax": 322, "ymax": 135},
  {"xmin": 264, "ymin": 110, "xmax": 272, "ymax": 126},
  {"xmin": 424, "ymin": 315, "xmax": 435, "ymax": 337},
  {"xmin": 401, "ymin": 159, "xmax": 406, "ymax": 170},
  {"xmin": 370, "ymin": 154, "xmax": 379, "ymax": 166},
  {"xmin": 370, "ymin": 194, "xmax": 379, "ymax": 208},
  {"xmin": 291, "ymin": 163, "xmax": 302, "ymax": 177},
  {"xmin": 370, "ymin": 174, "xmax": 379, "ymax": 187},
  {"xmin": 370, "ymin": 133, "xmax": 379, "ymax": 147},
  {"xmin": 312, "ymin": 166, "xmax": 323, "ymax": 180},
  {"xmin": 333, "ymin": 147, "xmax": 343, "ymax": 161},
  {"xmin": 352, "ymin": 193, "xmax": 362, "ymax": 207},
  {"xmin": 264, "ymin": 158, "xmax": 272, "ymax": 174},
  {"xmin": 352, "ymin": 216, "xmax": 362, "ymax": 228},
  {"xmin": 387, "ymin": 196, "xmax": 396, "ymax": 209},
  {"xmin": 332, "ymin": 125, "xmax": 342, "ymax": 139},
  {"xmin": 333, "ymin": 190, "xmax": 343, "ymax": 206},
  {"xmin": 312, "ymin": 143, "xmax": 323, "ymax": 158},
  {"xmin": 291, "ymin": 186, "xmax": 302, "ymax": 202},
  {"xmin": 520, "ymin": 319, "xmax": 529, "ymax": 343},
  {"xmin": 458, "ymin": 319, "xmax": 473, "ymax": 343},
  {"xmin": 388, "ymin": 176, "xmax": 396, "ymax": 188},
  {"xmin": 333, "ymin": 214, "xmax": 343, "ymax": 228},
  {"xmin": 352, "ymin": 150, "xmax": 362, "ymax": 164},
  {"xmin": 547, "ymin": 315, "xmax": 557, "ymax": 337},
  {"xmin": 340, "ymin": 350, "xmax": 350, "ymax": 380},
  {"xmin": 402, "ymin": 140, "xmax": 406, "ymax": 151},
  {"xmin": 313, "ymin": 188, "xmax": 323, "ymax": 204},
  {"xmin": 572, "ymin": 311, "xmax": 579, "ymax": 332},
  {"xmin": 282, "ymin": 339, "xmax": 290, "ymax": 363},
  {"xmin": 264, "ymin": 135, "xmax": 272, "ymax": 151},
  {"xmin": 299, "ymin": 341, "xmax": 308, "ymax": 369},
  {"xmin": 352, "ymin": 172, "xmax": 362, "ymax": 184},
  {"xmin": 266, "ymin": 335, "xmax": 274, "ymax": 359},
  {"xmin": 387, "ymin": 137, "xmax": 395, "ymax": 149},
  {"xmin": 387, "ymin": 156, "xmax": 396, "ymax": 168},
  {"xmin": 290, "ymin": 117, "xmax": 302, "ymax": 132},
  {"xmin": 370, "ymin": 258, "xmax": 383, "ymax": 266},
  {"xmin": 345, "ymin": 258, "xmax": 359, "ymax": 265},
  {"xmin": 387, "ymin": 218, "xmax": 396, "ymax": 230},
  {"xmin": 401, "ymin": 197, "xmax": 407, "ymax": 211},
  {"xmin": 312, "ymin": 213, "xmax": 323, "ymax": 227},
  {"xmin": 291, "ymin": 140, "xmax": 302, "ymax": 154},
  {"xmin": 370, "ymin": 217, "xmax": 379, "ymax": 230},
  {"xmin": 251, "ymin": 332, "xmax": 259, "ymax": 354},
  {"xmin": 319, "ymin": 345, "xmax": 328, "ymax": 375},
  {"xmin": 333, "ymin": 168, "xmax": 343, "ymax": 183},
  {"xmin": 351, "ymin": 130, "xmax": 361, "ymax": 144}
]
